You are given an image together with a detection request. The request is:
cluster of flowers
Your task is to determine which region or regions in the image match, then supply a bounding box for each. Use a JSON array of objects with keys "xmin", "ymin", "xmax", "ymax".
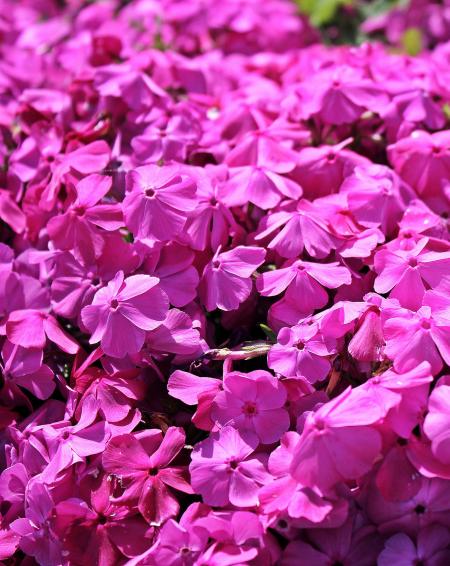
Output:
[
  {"xmin": 363, "ymin": 0, "xmax": 450, "ymax": 50},
  {"xmin": 0, "ymin": 0, "xmax": 449, "ymax": 564}
]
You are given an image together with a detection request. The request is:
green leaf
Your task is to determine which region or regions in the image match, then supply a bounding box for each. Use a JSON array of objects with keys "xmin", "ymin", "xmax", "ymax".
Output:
[
  {"xmin": 402, "ymin": 27, "xmax": 423, "ymax": 56},
  {"xmin": 443, "ymin": 103, "xmax": 450, "ymax": 120},
  {"xmin": 259, "ymin": 324, "xmax": 276, "ymax": 342},
  {"xmin": 296, "ymin": 0, "xmax": 352, "ymax": 26}
]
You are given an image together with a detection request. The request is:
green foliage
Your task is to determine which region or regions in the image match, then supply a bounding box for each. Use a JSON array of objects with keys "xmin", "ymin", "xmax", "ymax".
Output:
[
  {"xmin": 402, "ymin": 27, "xmax": 423, "ymax": 55},
  {"xmin": 295, "ymin": 0, "xmax": 352, "ymax": 26},
  {"xmin": 259, "ymin": 324, "xmax": 277, "ymax": 342}
]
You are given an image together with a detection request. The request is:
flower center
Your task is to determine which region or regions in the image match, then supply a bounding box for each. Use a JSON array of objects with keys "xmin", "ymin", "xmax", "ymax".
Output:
[
  {"xmin": 408, "ymin": 257, "xmax": 418, "ymax": 267},
  {"xmin": 145, "ymin": 187, "xmax": 156, "ymax": 198},
  {"xmin": 212, "ymin": 259, "xmax": 221, "ymax": 269},
  {"xmin": 414, "ymin": 504, "xmax": 426, "ymax": 515},
  {"xmin": 421, "ymin": 319, "xmax": 431, "ymax": 330},
  {"xmin": 73, "ymin": 206, "xmax": 86, "ymax": 216},
  {"xmin": 296, "ymin": 341, "xmax": 305, "ymax": 350},
  {"xmin": 243, "ymin": 402, "xmax": 258, "ymax": 416},
  {"xmin": 314, "ymin": 417, "xmax": 326, "ymax": 431},
  {"xmin": 110, "ymin": 299, "xmax": 119, "ymax": 310}
]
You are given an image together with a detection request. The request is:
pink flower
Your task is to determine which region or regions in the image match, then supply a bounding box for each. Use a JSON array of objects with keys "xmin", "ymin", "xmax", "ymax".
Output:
[
  {"xmin": 366, "ymin": 476, "xmax": 450, "ymax": 536},
  {"xmin": 378, "ymin": 526, "xmax": 450, "ymax": 566},
  {"xmin": 290, "ymin": 387, "xmax": 386, "ymax": 491},
  {"xmin": 199, "ymin": 246, "xmax": 266, "ymax": 311},
  {"xmin": 211, "ymin": 370, "xmax": 289, "ymax": 444},
  {"xmin": 189, "ymin": 426, "xmax": 270, "ymax": 507},
  {"xmin": 348, "ymin": 306, "xmax": 385, "ymax": 362},
  {"xmin": 6, "ymin": 309, "xmax": 79, "ymax": 354},
  {"xmin": 36, "ymin": 140, "xmax": 111, "ymax": 211},
  {"xmin": 47, "ymin": 174, "xmax": 122, "ymax": 264},
  {"xmin": 383, "ymin": 305, "xmax": 450, "ymax": 374},
  {"xmin": 41, "ymin": 395, "xmax": 111, "ymax": 481},
  {"xmin": 52, "ymin": 474, "xmax": 153, "ymax": 565},
  {"xmin": 341, "ymin": 164, "xmax": 415, "ymax": 237},
  {"xmin": 183, "ymin": 165, "xmax": 241, "ymax": 252},
  {"xmin": 10, "ymin": 483, "xmax": 62, "ymax": 566},
  {"xmin": 257, "ymin": 259, "xmax": 351, "ymax": 315},
  {"xmin": 296, "ymin": 66, "xmax": 389, "ymax": 125},
  {"xmin": 281, "ymin": 517, "xmax": 383, "ymax": 566},
  {"xmin": 388, "ymin": 129, "xmax": 450, "ymax": 212},
  {"xmin": 168, "ymin": 370, "xmax": 222, "ymax": 431},
  {"xmin": 292, "ymin": 140, "xmax": 369, "ymax": 199},
  {"xmin": 81, "ymin": 270, "xmax": 169, "ymax": 358},
  {"xmin": 423, "ymin": 380, "xmax": 450, "ymax": 465},
  {"xmin": 374, "ymin": 238, "xmax": 450, "ymax": 310},
  {"xmin": 1, "ymin": 340, "xmax": 54, "ymax": 400},
  {"xmin": 268, "ymin": 323, "xmax": 336, "ymax": 382},
  {"xmin": 361, "ymin": 362, "xmax": 433, "ymax": 438},
  {"xmin": 123, "ymin": 165, "xmax": 197, "ymax": 242},
  {"xmin": 102, "ymin": 427, "xmax": 193, "ymax": 526},
  {"xmin": 143, "ymin": 243, "xmax": 199, "ymax": 308},
  {"xmin": 259, "ymin": 431, "xmax": 346, "ymax": 527},
  {"xmin": 144, "ymin": 519, "xmax": 208, "ymax": 564},
  {"xmin": 225, "ymin": 166, "xmax": 302, "ymax": 209},
  {"xmin": 144, "ymin": 308, "xmax": 203, "ymax": 357},
  {"xmin": 255, "ymin": 200, "xmax": 336, "ymax": 259}
]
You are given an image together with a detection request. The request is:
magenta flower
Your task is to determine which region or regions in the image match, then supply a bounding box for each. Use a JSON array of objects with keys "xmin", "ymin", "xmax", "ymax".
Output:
[
  {"xmin": 269, "ymin": 323, "xmax": 336, "ymax": 383},
  {"xmin": 341, "ymin": 164, "xmax": 415, "ymax": 236},
  {"xmin": 199, "ymin": 245, "xmax": 266, "ymax": 311},
  {"xmin": 81, "ymin": 270, "xmax": 169, "ymax": 358},
  {"xmin": 183, "ymin": 165, "xmax": 241, "ymax": 252},
  {"xmin": 211, "ymin": 370, "xmax": 289, "ymax": 444},
  {"xmin": 168, "ymin": 369, "xmax": 222, "ymax": 431},
  {"xmin": 388, "ymin": 129, "xmax": 450, "ymax": 212},
  {"xmin": 366, "ymin": 476, "xmax": 450, "ymax": 536},
  {"xmin": 293, "ymin": 140, "xmax": 369, "ymax": 199},
  {"xmin": 41, "ymin": 395, "xmax": 111, "ymax": 482},
  {"xmin": 383, "ymin": 305, "xmax": 450, "ymax": 374},
  {"xmin": 190, "ymin": 426, "xmax": 270, "ymax": 507},
  {"xmin": 144, "ymin": 243, "xmax": 199, "ymax": 308},
  {"xmin": 1, "ymin": 340, "xmax": 54, "ymax": 400},
  {"xmin": 225, "ymin": 166, "xmax": 303, "ymax": 209},
  {"xmin": 6, "ymin": 309, "xmax": 79, "ymax": 354},
  {"xmin": 378, "ymin": 526, "xmax": 450, "ymax": 566},
  {"xmin": 10, "ymin": 483, "xmax": 61, "ymax": 566},
  {"xmin": 138, "ymin": 518, "xmax": 208, "ymax": 565},
  {"xmin": 52, "ymin": 474, "xmax": 153, "ymax": 565},
  {"xmin": 290, "ymin": 387, "xmax": 385, "ymax": 491},
  {"xmin": 255, "ymin": 200, "xmax": 336, "ymax": 259},
  {"xmin": 281, "ymin": 518, "xmax": 383, "ymax": 566},
  {"xmin": 348, "ymin": 306, "xmax": 385, "ymax": 362},
  {"xmin": 257, "ymin": 259, "xmax": 351, "ymax": 314},
  {"xmin": 102, "ymin": 427, "xmax": 193, "ymax": 526},
  {"xmin": 423, "ymin": 380, "xmax": 450, "ymax": 465},
  {"xmin": 374, "ymin": 238, "xmax": 450, "ymax": 310},
  {"xmin": 47, "ymin": 174, "xmax": 122, "ymax": 264},
  {"xmin": 4, "ymin": 2, "xmax": 450, "ymax": 562},
  {"xmin": 361, "ymin": 362, "xmax": 433, "ymax": 438},
  {"xmin": 123, "ymin": 165, "xmax": 197, "ymax": 242}
]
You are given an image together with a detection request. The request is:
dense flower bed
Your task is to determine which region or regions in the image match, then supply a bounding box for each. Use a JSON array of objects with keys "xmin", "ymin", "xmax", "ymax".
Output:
[{"xmin": 0, "ymin": 0, "xmax": 450, "ymax": 564}]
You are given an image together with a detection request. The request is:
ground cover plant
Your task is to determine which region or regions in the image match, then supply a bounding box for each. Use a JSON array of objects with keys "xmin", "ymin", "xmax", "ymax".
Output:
[{"xmin": 0, "ymin": 0, "xmax": 449, "ymax": 564}]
